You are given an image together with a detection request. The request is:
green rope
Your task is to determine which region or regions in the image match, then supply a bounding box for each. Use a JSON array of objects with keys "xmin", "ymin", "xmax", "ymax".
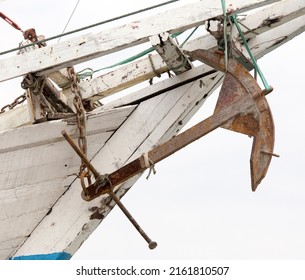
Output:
[
  {"xmin": 77, "ymin": 31, "xmax": 187, "ymax": 79},
  {"xmin": 77, "ymin": 46, "xmax": 155, "ymax": 79},
  {"xmin": 231, "ymin": 14, "xmax": 271, "ymax": 92},
  {"xmin": 221, "ymin": 0, "xmax": 228, "ymax": 71},
  {"xmin": 180, "ymin": 26, "xmax": 198, "ymax": 47}
]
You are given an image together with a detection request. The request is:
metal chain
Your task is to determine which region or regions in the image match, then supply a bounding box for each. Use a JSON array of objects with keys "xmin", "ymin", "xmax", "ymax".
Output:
[
  {"xmin": 67, "ymin": 66, "xmax": 91, "ymax": 195},
  {"xmin": 0, "ymin": 93, "xmax": 27, "ymax": 114},
  {"xmin": 21, "ymin": 73, "xmax": 46, "ymax": 95}
]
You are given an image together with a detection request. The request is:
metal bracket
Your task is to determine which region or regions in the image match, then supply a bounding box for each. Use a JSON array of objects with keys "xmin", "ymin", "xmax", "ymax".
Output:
[{"xmin": 149, "ymin": 32, "xmax": 193, "ymax": 75}]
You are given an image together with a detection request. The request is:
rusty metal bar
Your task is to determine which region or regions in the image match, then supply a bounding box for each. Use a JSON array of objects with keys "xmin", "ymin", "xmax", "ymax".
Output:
[
  {"xmin": 83, "ymin": 92, "xmax": 258, "ymax": 201},
  {"xmin": 261, "ymin": 150, "xmax": 280, "ymax": 158},
  {"xmin": 62, "ymin": 130, "xmax": 157, "ymax": 249},
  {"xmin": 108, "ymin": 189, "xmax": 157, "ymax": 250},
  {"xmin": 61, "ymin": 130, "xmax": 100, "ymax": 178}
]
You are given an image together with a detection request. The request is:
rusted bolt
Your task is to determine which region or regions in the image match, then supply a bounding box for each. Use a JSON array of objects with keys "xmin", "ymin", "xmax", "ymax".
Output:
[{"xmin": 261, "ymin": 150, "xmax": 280, "ymax": 157}]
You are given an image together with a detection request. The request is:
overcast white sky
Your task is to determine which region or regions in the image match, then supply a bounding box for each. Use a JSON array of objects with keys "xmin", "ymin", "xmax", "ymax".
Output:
[{"xmin": 1, "ymin": 0, "xmax": 305, "ymax": 261}]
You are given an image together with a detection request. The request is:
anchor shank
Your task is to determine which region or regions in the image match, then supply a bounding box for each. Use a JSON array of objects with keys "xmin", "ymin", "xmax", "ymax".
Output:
[{"xmin": 84, "ymin": 92, "xmax": 257, "ymax": 200}]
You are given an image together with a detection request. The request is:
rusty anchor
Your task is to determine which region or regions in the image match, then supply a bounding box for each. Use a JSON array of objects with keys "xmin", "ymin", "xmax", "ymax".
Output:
[
  {"xmin": 66, "ymin": 50, "xmax": 276, "ymax": 199},
  {"xmin": 73, "ymin": 50, "xmax": 275, "ymax": 199},
  {"xmin": 185, "ymin": 49, "xmax": 276, "ymax": 191},
  {"xmin": 62, "ymin": 49, "xmax": 276, "ymax": 247}
]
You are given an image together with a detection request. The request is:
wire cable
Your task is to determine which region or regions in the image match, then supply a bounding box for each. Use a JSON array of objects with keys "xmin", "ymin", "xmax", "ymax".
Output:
[
  {"xmin": 0, "ymin": 0, "xmax": 180, "ymax": 56},
  {"xmin": 57, "ymin": 0, "xmax": 81, "ymax": 42}
]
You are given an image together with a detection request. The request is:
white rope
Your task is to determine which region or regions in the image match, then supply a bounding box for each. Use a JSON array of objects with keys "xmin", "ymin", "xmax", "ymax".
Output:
[{"xmin": 142, "ymin": 153, "xmax": 156, "ymax": 179}]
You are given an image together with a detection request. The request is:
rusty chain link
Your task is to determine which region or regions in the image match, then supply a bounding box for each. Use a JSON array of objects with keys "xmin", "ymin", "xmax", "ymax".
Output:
[
  {"xmin": 21, "ymin": 74, "xmax": 46, "ymax": 95},
  {"xmin": 67, "ymin": 67, "xmax": 91, "ymax": 196},
  {"xmin": 0, "ymin": 93, "xmax": 27, "ymax": 114}
]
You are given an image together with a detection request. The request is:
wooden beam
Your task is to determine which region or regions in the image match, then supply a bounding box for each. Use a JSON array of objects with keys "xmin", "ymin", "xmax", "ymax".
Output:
[
  {"xmin": 1, "ymin": 65, "xmax": 215, "ymax": 131},
  {"xmin": 249, "ymin": 14, "xmax": 305, "ymax": 60},
  {"xmin": 47, "ymin": 69, "xmax": 71, "ymax": 89},
  {"xmin": 234, "ymin": 0, "xmax": 305, "ymax": 39},
  {"xmin": 150, "ymin": 32, "xmax": 193, "ymax": 75},
  {"xmin": 76, "ymin": 54, "xmax": 168, "ymax": 102},
  {"xmin": 79, "ymin": 0, "xmax": 305, "ymax": 102},
  {"xmin": 18, "ymin": 39, "xmax": 71, "ymax": 89},
  {"xmin": 0, "ymin": 0, "xmax": 280, "ymax": 82},
  {"xmin": 102, "ymin": 65, "xmax": 215, "ymax": 110},
  {"xmin": 2, "ymin": 12, "xmax": 304, "ymax": 131},
  {"xmin": 3, "ymin": 14, "xmax": 303, "ymax": 131}
]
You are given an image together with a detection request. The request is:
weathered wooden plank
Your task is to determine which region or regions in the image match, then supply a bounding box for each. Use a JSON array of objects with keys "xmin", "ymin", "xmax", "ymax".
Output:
[
  {"xmin": 0, "ymin": 105, "xmax": 136, "ymax": 259},
  {"xmin": 0, "ymin": 0, "xmax": 279, "ymax": 82},
  {"xmin": 0, "ymin": 132, "xmax": 112, "ymax": 191},
  {"xmin": 0, "ymin": 187, "xmax": 66, "ymax": 221},
  {"xmin": 234, "ymin": 0, "xmax": 305, "ymax": 39},
  {"xmin": 248, "ymin": 14, "xmax": 305, "ymax": 60},
  {"xmin": 0, "ymin": 211, "xmax": 47, "ymax": 244},
  {"xmin": 0, "ymin": 131, "xmax": 112, "ymax": 258},
  {"xmin": 0, "ymin": 237, "xmax": 26, "ymax": 261},
  {"xmin": 0, "ymin": 105, "xmax": 30, "ymax": 132},
  {"xmin": 78, "ymin": 0, "xmax": 305, "ymax": 102},
  {"xmin": 102, "ymin": 65, "xmax": 215, "ymax": 110},
  {"xmin": 77, "ymin": 54, "xmax": 168, "ymax": 102},
  {"xmin": 0, "ymin": 237, "xmax": 26, "ymax": 251},
  {"xmin": 159, "ymin": 72, "xmax": 224, "ymax": 142},
  {"xmin": 0, "ymin": 105, "xmax": 135, "ymax": 153},
  {"xmin": 0, "ymin": 106, "xmax": 134, "ymax": 196}
]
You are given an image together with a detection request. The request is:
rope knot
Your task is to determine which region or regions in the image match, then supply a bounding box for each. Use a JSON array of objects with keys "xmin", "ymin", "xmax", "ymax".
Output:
[{"xmin": 143, "ymin": 153, "xmax": 156, "ymax": 180}]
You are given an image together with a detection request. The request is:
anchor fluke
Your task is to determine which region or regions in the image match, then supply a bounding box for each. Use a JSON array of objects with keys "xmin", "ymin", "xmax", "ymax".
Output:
[{"xmin": 185, "ymin": 49, "xmax": 276, "ymax": 191}]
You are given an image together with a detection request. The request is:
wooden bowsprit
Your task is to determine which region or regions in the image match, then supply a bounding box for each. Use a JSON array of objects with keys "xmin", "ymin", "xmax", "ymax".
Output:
[{"xmin": 61, "ymin": 50, "xmax": 276, "ymax": 249}]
